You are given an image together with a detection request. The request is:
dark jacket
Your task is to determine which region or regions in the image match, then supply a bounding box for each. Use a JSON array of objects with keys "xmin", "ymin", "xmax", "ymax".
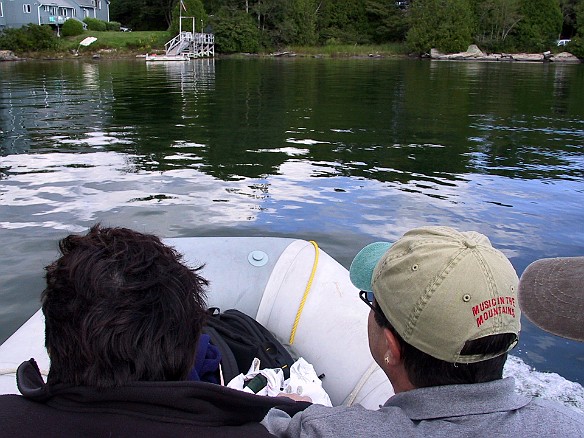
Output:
[{"xmin": 0, "ymin": 359, "xmax": 310, "ymax": 437}]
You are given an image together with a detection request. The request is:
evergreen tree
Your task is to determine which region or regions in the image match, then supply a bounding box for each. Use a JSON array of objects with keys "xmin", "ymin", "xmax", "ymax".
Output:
[
  {"xmin": 317, "ymin": 0, "xmax": 370, "ymax": 44},
  {"xmin": 575, "ymin": 0, "xmax": 584, "ymax": 33},
  {"xmin": 365, "ymin": 0, "xmax": 408, "ymax": 43},
  {"xmin": 406, "ymin": 0, "xmax": 474, "ymax": 54},
  {"xmin": 514, "ymin": 0, "xmax": 563, "ymax": 51},
  {"xmin": 559, "ymin": 0, "xmax": 580, "ymax": 37},
  {"xmin": 566, "ymin": 0, "xmax": 584, "ymax": 57}
]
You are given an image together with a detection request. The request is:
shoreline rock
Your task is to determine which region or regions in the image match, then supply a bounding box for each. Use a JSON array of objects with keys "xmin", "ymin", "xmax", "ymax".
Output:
[
  {"xmin": 0, "ymin": 50, "xmax": 20, "ymax": 61},
  {"xmin": 430, "ymin": 45, "xmax": 580, "ymax": 63}
]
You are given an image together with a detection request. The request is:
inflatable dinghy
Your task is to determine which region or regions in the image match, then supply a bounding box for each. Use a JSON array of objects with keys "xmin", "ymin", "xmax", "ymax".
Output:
[{"xmin": 0, "ymin": 237, "xmax": 394, "ymax": 408}]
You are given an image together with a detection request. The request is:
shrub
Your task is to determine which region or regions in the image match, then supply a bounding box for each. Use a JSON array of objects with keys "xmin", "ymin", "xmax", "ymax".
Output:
[
  {"xmin": 565, "ymin": 36, "xmax": 584, "ymax": 59},
  {"xmin": 211, "ymin": 8, "xmax": 261, "ymax": 53},
  {"xmin": 83, "ymin": 17, "xmax": 107, "ymax": 31},
  {"xmin": 106, "ymin": 21, "xmax": 121, "ymax": 31},
  {"xmin": 62, "ymin": 19, "xmax": 84, "ymax": 37},
  {"xmin": 0, "ymin": 24, "xmax": 58, "ymax": 52}
]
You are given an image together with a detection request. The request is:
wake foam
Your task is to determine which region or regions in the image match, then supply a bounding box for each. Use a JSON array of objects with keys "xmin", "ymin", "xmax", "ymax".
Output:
[{"xmin": 505, "ymin": 355, "xmax": 584, "ymax": 414}]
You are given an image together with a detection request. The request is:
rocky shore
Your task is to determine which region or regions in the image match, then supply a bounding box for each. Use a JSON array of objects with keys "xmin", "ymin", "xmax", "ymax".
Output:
[
  {"xmin": 0, "ymin": 50, "xmax": 19, "ymax": 61},
  {"xmin": 2, "ymin": 45, "xmax": 581, "ymax": 63},
  {"xmin": 430, "ymin": 44, "xmax": 580, "ymax": 63}
]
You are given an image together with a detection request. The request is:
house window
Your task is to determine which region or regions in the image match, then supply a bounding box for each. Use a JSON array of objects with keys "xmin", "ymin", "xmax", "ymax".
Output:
[
  {"xmin": 72, "ymin": 9, "xmax": 76, "ymax": 17},
  {"xmin": 23, "ymin": 4, "xmax": 31, "ymax": 13},
  {"xmin": 59, "ymin": 7, "xmax": 68, "ymax": 17}
]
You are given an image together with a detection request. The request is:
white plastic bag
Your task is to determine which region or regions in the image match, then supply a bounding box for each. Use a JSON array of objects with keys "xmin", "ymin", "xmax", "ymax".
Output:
[
  {"xmin": 226, "ymin": 357, "xmax": 332, "ymax": 406},
  {"xmin": 227, "ymin": 358, "xmax": 285, "ymax": 397},
  {"xmin": 282, "ymin": 357, "xmax": 332, "ymax": 406}
]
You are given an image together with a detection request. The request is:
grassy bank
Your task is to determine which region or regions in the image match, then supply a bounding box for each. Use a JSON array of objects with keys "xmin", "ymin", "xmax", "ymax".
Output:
[
  {"xmin": 64, "ymin": 31, "xmax": 171, "ymax": 55},
  {"xmin": 11, "ymin": 30, "xmax": 407, "ymax": 58},
  {"xmin": 283, "ymin": 43, "xmax": 407, "ymax": 57}
]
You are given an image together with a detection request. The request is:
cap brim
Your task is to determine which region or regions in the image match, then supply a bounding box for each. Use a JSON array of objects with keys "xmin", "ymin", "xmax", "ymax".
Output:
[
  {"xmin": 349, "ymin": 242, "xmax": 392, "ymax": 291},
  {"xmin": 518, "ymin": 257, "xmax": 584, "ymax": 341}
]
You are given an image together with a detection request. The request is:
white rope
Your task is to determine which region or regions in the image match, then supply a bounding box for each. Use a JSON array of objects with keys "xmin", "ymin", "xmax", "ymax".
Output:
[{"xmin": 342, "ymin": 361, "xmax": 379, "ymax": 406}]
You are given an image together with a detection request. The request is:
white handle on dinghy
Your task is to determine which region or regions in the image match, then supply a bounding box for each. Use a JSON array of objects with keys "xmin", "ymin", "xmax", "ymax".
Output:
[
  {"xmin": 342, "ymin": 361, "xmax": 380, "ymax": 407},
  {"xmin": 0, "ymin": 367, "xmax": 49, "ymax": 377}
]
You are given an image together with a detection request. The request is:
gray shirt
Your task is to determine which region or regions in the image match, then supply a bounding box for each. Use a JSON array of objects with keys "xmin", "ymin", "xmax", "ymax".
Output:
[{"xmin": 262, "ymin": 378, "xmax": 584, "ymax": 437}]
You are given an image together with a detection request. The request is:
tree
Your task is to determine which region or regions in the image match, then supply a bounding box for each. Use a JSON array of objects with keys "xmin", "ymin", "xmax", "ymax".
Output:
[
  {"xmin": 406, "ymin": 0, "xmax": 475, "ymax": 54},
  {"xmin": 471, "ymin": 0, "xmax": 522, "ymax": 51},
  {"xmin": 513, "ymin": 0, "xmax": 563, "ymax": 51},
  {"xmin": 559, "ymin": 0, "xmax": 580, "ymax": 37},
  {"xmin": 575, "ymin": 0, "xmax": 584, "ymax": 33},
  {"xmin": 365, "ymin": 0, "xmax": 408, "ymax": 43},
  {"xmin": 566, "ymin": 0, "xmax": 584, "ymax": 58},
  {"xmin": 251, "ymin": 0, "xmax": 294, "ymax": 46},
  {"xmin": 211, "ymin": 7, "xmax": 261, "ymax": 52},
  {"xmin": 316, "ymin": 0, "xmax": 374, "ymax": 44},
  {"xmin": 291, "ymin": 0, "xmax": 320, "ymax": 45},
  {"xmin": 169, "ymin": 0, "xmax": 206, "ymax": 34},
  {"xmin": 110, "ymin": 0, "xmax": 176, "ymax": 31}
]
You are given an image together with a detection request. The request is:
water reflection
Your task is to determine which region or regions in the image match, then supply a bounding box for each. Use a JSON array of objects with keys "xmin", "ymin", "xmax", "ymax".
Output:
[{"xmin": 1, "ymin": 58, "xmax": 583, "ymax": 383}]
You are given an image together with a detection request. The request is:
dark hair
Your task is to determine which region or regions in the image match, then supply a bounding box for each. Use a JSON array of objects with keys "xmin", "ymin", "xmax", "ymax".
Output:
[
  {"xmin": 42, "ymin": 224, "xmax": 208, "ymax": 388},
  {"xmin": 373, "ymin": 301, "xmax": 513, "ymax": 388}
]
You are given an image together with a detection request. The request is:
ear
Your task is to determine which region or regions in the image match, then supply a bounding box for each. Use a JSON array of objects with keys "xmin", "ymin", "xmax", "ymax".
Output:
[{"xmin": 382, "ymin": 328, "xmax": 402, "ymax": 366}]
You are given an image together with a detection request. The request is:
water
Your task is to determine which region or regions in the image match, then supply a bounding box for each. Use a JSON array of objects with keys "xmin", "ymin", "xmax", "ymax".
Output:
[{"xmin": 1, "ymin": 58, "xmax": 583, "ymax": 399}]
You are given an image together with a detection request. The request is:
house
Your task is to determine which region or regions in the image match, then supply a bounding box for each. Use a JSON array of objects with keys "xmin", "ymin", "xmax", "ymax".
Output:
[{"xmin": 0, "ymin": 1, "xmax": 110, "ymax": 31}]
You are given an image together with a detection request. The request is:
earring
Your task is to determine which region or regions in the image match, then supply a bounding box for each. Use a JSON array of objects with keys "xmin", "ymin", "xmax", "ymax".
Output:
[{"xmin": 384, "ymin": 355, "xmax": 390, "ymax": 365}]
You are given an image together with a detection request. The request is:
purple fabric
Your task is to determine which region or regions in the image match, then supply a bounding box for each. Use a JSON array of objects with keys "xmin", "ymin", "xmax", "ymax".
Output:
[{"xmin": 188, "ymin": 334, "xmax": 221, "ymax": 383}]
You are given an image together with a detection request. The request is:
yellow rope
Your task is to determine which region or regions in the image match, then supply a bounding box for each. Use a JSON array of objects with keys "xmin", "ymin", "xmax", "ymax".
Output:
[{"xmin": 289, "ymin": 240, "xmax": 319, "ymax": 345}]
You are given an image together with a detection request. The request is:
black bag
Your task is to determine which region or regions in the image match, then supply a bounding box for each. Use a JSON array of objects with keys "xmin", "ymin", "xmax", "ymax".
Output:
[{"xmin": 203, "ymin": 308, "xmax": 295, "ymax": 384}]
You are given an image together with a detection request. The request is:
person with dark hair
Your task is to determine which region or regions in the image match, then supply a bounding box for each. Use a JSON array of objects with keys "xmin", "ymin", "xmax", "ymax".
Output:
[
  {"xmin": 262, "ymin": 226, "xmax": 584, "ymax": 436},
  {"xmin": 0, "ymin": 225, "xmax": 308, "ymax": 437}
]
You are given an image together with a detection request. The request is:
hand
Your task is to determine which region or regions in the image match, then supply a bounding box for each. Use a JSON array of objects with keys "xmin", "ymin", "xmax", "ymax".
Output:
[{"xmin": 276, "ymin": 392, "xmax": 312, "ymax": 402}]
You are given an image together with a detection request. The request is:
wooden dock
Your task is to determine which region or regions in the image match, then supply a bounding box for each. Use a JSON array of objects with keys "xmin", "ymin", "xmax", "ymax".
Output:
[{"xmin": 164, "ymin": 31, "xmax": 215, "ymax": 59}]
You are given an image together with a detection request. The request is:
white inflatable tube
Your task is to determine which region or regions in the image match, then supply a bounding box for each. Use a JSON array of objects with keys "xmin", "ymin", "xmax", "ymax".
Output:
[{"xmin": 0, "ymin": 237, "xmax": 394, "ymax": 408}]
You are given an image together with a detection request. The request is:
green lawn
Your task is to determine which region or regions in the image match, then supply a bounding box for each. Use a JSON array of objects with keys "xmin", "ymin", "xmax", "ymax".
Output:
[
  {"xmin": 62, "ymin": 31, "xmax": 171, "ymax": 54},
  {"xmin": 284, "ymin": 43, "xmax": 407, "ymax": 57},
  {"xmin": 60, "ymin": 31, "xmax": 406, "ymax": 57}
]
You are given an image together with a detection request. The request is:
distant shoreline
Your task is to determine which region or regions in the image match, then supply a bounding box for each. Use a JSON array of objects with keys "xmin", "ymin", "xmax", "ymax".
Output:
[{"xmin": 1, "ymin": 47, "xmax": 580, "ymax": 63}]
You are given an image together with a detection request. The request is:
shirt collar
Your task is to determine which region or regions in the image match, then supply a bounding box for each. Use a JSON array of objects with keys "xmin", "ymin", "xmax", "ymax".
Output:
[{"xmin": 383, "ymin": 378, "xmax": 530, "ymax": 420}]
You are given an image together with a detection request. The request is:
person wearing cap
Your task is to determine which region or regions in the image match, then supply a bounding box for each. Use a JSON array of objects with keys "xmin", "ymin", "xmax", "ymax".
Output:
[
  {"xmin": 262, "ymin": 226, "xmax": 584, "ymax": 437},
  {"xmin": 519, "ymin": 256, "xmax": 584, "ymax": 341}
]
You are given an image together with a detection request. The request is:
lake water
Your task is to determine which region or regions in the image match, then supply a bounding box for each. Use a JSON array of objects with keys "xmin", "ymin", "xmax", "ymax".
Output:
[{"xmin": 1, "ymin": 58, "xmax": 583, "ymax": 393}]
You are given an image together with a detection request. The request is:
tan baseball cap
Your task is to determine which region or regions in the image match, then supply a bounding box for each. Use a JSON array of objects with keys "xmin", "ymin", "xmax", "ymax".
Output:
[{"xmin": 350, "ymin": 226, "xmax": 520, "ymax": 363}]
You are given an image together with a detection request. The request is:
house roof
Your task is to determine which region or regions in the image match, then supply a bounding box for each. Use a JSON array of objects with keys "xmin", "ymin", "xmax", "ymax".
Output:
[
  {"xmin": 39, "ymin": 1, "xmax": 78, "ymax": 8},
  {"xmin": 74, "ymin": 1, "xmax": 98, "ymax": 7}
]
